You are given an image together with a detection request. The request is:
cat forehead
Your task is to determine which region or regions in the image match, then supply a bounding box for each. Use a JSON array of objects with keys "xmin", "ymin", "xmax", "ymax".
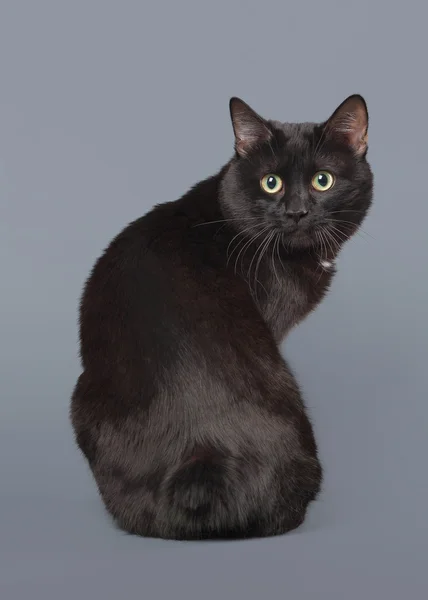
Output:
[
  {"xmin": 260, "ymin": 121, "xmax": 323, "ymax": 167},
  {"xmin": 270, "ymin": 121, "xmax": 319, "ymax": 151}
]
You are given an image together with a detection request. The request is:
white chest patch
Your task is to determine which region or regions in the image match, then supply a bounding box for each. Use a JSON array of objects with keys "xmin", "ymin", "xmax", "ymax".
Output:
[{"xmin": 320, "ymin": 259, "xmax": 334, "ymax": 269}]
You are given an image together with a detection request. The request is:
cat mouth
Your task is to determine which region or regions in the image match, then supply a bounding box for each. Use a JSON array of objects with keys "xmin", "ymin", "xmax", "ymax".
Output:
[
  {"xmin": 283, "ymin": 222, "xmax": 311, "ymax": 237},
  {"xmin": 279, "ymin": 223, "xmax": 303, "ymax": 239}
]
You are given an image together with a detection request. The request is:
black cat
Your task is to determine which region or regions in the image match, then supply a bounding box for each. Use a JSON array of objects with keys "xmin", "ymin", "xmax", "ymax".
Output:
[{"xmin": 71, "ymin": 95, "xmax": 373, "ymax": 540}]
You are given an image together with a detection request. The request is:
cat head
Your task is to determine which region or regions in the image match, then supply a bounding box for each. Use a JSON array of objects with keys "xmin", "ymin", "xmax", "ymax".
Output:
[{"xmin": 220, "ymin": 95, "xmax": 373, "ymax": 254}]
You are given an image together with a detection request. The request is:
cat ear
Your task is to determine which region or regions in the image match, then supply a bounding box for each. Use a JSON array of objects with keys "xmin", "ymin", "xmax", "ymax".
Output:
[
  {"xmin": 229, "ymin": 97, "xmax": 272, "ymax": 157},
  {"xmin": 324, "ymin": 95, "xmax": 369, "ymax": 156}
]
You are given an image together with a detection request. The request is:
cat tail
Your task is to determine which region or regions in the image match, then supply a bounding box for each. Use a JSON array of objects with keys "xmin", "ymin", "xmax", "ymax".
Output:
[{"xmin": 166, "ymin": 447, "xmax": 238, "ymax": 519}]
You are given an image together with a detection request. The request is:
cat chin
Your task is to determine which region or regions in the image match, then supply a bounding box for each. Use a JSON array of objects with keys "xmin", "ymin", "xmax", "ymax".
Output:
[{"xmin": 282, "ymin": 231, "xmax": 315, "ymax": 251}]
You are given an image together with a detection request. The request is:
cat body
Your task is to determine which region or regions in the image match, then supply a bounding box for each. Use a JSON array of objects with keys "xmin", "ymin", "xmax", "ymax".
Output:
[{"xmin": 71, "ymin": 96, "xmax": 373, "ymax": 539}]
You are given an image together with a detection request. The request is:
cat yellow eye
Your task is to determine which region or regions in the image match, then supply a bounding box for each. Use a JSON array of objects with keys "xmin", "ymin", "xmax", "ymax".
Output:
[
  {"xmin": 260, "ymin": 174, "xmax": 283, "ymax": 195},
  {"xmin": 311, "ymin": 171, "xmax": 335, "ymax": 192}
]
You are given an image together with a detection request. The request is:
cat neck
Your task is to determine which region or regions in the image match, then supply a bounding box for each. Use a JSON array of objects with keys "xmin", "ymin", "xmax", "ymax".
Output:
[{"xmin": 257, "ymin": 247, "xmax": 337, "ymax": 341}]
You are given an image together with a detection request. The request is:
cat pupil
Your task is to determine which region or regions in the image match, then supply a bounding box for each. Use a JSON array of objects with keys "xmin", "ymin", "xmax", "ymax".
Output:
[
  {"xmin": 268, "ymin": 176, "xmax": 277, "ymax": 189},
  {"xmin": 318, "ymin": 174, "xmax": 328, "ymax": 187}
]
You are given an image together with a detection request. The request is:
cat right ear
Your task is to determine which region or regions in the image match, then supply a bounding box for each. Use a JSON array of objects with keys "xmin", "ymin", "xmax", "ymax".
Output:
[
  {"xmin": 229, "ymin": 97, "xmax": 272, "ymax": 158},
  {"xmin": 324, "ymin": 95, "xmax": 369, "ymax": 157}
]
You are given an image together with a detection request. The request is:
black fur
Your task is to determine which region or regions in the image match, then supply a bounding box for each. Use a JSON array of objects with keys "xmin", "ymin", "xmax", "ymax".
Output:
[{"xmin": 70, "ymin": 95, "xmax": 373, "ymax": 540}]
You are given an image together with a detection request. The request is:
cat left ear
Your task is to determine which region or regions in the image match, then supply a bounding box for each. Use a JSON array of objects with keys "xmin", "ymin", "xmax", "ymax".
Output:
[
  {"xmin": 229, "ymin": 97, "xmax": 272, "ymax": 157},
  {"xmin": 324, "ymin": 95, "xmax": 369, "ymax": 156}
]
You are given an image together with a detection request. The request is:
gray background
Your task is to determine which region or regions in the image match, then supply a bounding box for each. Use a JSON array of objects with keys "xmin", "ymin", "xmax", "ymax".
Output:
[{"xmin": 1, "ymin": 1, "xmax": 427, "ymax": 598}]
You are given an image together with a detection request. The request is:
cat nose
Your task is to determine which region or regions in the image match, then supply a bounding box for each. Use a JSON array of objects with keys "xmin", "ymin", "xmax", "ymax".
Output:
[{"xmin": 285, "ymin": 209, "xmax": 308, "ymax": 223}]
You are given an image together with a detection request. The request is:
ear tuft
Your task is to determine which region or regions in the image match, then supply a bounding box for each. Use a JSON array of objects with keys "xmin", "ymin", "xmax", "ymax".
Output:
[
  {"xmin": 229, "ymin": 97, "xmax": 272, "ymax": 157},
  {"xmin": 325, "ymin": 95, "xmax": 369, "ymax": 156}
]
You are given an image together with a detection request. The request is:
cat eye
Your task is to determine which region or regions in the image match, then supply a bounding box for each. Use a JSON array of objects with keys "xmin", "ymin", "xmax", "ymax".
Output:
[
  {"xmin": 311, "ymin": 171, "xmax": 335, "ymax": 192},
  {"xmin": 260, "ymin": 174, "xmax": 283, "ymax": 195}
]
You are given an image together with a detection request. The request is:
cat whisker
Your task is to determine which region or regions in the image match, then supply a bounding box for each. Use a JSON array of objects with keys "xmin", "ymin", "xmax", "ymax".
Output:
[
  {"xmin": 330, "ymin": 210, "xmax": 366, "ymax": 215},
  {"xmin": 328, "ymin": 218, "xmax": 374, "ymax": 240},
  {"xmin": 275, "ymin": 234, "xmax": 284, "ymax": 273},
  {"xmin": 326, "ymin": 223, "xmax": 351, "ymax": 242},
  {"xmin": 317, "ymin": 228, "xmax": 328, "ymax": 261},
  {"xmin": 233, "ymin": 226, "xmax": 270, "ymax": 277},
  {"xmin": 327, "ymin": 222, "xmax": 369, "ymax": 244},
  {"xmin": 193, "ymin": 216, "xmax": 262, "ymax": 228},
  {"xmin": 319, "ymin": 226, "xmax": 338, "ymax": 257},
  {"xmin": 271, "ymin": 233, "xmax": 282, "ymax": 286},
  {"xmin": 252, "ymin": 231, "xmax": 275, "ymax": 301},
  {"xmin": 314, "ymin": 232, "xmax": 325, "ymax": 284},
  {"xmin": 227, "ymin": 223, "xmax": 265, "ymax": 265},
  {"xmin": 246, "ymin": 228, "xmax": 273, "ymax": 285},
  {"xmin": 324, "ymin": 228, "xmax": 343, "ymax": 254},
  {"xmin": 267, "ymin": 138, "xmax": 278, "ymax": 163},
  {"xmin": 226, "ymin": 232, "xmax": 251, "ymax": 266},
  {"xmin": 312, "ymin": 122, "xmax": 330, "ymax": 158},
  {"xmin": 326, "ymin": 229, "xmax": 347, "ymax": 250}
]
